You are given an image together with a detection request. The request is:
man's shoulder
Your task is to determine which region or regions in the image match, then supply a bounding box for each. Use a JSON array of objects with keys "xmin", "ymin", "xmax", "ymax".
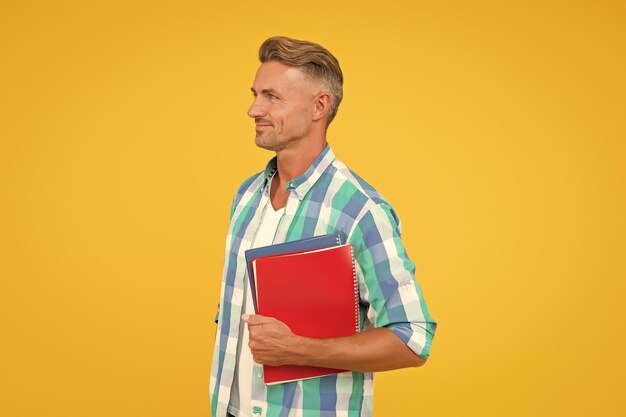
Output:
[
  {"xmin": 235, "ymin": 171, "xmax": 265, "ymax": 196},
  {"xmin": 327, "ymin": 159, "xmax": 390, "ymax": 207},
  {"xmin": 228, "ymin": 171, "xmax": 265, "ymax": 213},
  {"xmin": 326, "ymin": 159, "xmax": 402, "ymax": 230},
  {"xmin": 331, "ymin": 161, "xmax": 401, "ymax": 243}
]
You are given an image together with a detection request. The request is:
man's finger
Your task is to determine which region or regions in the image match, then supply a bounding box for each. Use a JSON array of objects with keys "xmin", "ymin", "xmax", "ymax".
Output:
[{"xmin": 242, "ymin": 314, "xmax": 273, "ymax": 325}]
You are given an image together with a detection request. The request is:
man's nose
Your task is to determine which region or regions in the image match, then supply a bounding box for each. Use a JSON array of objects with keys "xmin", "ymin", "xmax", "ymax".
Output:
[{"xmin": 247, "ymin": 98, "xmax": 264, "ymax": 118}]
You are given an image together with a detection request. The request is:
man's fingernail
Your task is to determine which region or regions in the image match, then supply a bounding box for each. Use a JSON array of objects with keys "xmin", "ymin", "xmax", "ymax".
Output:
[{"xmin": 242, "ymin": 314, "xmax": 249, "ymax": 321}]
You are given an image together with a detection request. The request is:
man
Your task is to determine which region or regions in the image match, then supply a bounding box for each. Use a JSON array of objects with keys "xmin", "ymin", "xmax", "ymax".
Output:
[{"xmin": 210, "ymin": 36, "xmax": 436, "ymax": 417}]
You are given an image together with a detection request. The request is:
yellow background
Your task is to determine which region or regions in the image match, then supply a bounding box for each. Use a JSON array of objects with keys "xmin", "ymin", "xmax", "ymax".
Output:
[{"xmin": 1, "ymin": 1, "xmax": 624, "ymax": 416}]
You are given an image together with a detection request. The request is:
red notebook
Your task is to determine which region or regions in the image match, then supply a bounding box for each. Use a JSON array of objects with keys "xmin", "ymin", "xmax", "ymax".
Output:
[{"xmin": 251, "ymin": 244, "xmax": 360, "ymax": 385}]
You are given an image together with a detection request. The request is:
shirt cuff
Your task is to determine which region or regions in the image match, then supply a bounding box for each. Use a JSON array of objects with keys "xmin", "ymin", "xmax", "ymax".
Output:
[{"xmin": 386, "ymin": 321, "xmax": 437, "ymax": 359}]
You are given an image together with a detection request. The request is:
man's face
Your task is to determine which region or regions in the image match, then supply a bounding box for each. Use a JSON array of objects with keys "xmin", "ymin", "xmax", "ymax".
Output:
[{"xmin": 248, "ymin": 61, "xmax": 319, "ymax": 152}]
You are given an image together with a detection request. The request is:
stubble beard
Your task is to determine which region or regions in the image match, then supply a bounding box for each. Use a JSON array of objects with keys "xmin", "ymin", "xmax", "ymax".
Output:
[{"xmin": 255, "ymin": 129, "xmax": 303, "ymax": 152}]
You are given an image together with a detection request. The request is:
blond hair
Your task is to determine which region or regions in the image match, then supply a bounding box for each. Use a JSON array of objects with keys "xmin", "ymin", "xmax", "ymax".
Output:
[{"xmin": 259, "ymin": 36, "xmax": 343, "ymax": 125}]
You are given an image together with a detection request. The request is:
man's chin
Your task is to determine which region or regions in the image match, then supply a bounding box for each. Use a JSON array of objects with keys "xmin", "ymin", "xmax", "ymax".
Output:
[{"xmin": 255, "ymin": 136, "xmax": 281, "ymax": 152}]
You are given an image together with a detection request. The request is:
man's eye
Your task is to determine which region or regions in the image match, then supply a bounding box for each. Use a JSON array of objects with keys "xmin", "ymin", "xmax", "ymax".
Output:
[{"xmin": 268, "ymin": 94, "xmax": 278, "ymax": 100}]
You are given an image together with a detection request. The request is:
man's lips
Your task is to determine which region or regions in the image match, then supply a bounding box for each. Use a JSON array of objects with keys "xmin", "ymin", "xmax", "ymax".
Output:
[{"xmin": 255, "ymin": 123, "xmax": 272, "ymax": 130}]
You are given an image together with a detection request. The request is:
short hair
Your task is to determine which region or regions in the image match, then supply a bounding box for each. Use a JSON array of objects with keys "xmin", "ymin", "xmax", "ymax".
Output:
[{"xmin": 259, "ymin": 36, "xmax": 343, "ymax": 125}]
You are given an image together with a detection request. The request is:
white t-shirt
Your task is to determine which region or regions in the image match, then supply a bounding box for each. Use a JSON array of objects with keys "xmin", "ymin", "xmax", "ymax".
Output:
[{"xmin": 228, "ymin": 181, "xmax": 285, "ymax": 417}]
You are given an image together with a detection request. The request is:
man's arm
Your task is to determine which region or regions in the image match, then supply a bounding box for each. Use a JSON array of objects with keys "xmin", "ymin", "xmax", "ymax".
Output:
[
  {"xmin": 243, "ymin": 202, "xmax": 436, "ymax": 371},
  {"xmin": 243, "ymin": 314, "xmax": 426, "ymax": 372}
]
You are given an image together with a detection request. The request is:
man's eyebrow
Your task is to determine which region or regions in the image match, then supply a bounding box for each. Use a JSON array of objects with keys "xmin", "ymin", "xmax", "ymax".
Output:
[{"xmin": 250, "ymin": 87, "xmax": 280, "ymax": 96}]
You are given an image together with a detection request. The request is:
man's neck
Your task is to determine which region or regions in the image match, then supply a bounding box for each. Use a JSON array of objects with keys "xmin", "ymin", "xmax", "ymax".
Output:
[
  {"xmin": 274, "ymin": 139, "xmax": 327, "ymax": 186},
  {"xmin": 268, "ymin": 138, "xmax": 327, "ymax": 211}
]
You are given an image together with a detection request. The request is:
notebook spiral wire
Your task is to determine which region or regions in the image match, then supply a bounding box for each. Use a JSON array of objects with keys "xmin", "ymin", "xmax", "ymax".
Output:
[{"xmin": 349, "ymin": 244, "xmax": 360, "ymax": 333}]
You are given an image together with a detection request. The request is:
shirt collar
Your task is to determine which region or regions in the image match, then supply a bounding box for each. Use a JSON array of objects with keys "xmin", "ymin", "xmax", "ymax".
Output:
[{"xmin": 260, "ymin": 143, "xmax": 336, "ymax": 200}]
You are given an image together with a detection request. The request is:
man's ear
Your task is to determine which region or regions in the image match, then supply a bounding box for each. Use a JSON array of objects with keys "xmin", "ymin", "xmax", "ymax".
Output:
[{"xmin": 312, "ymin": 92, "xmax": 332, "ymax": 122}]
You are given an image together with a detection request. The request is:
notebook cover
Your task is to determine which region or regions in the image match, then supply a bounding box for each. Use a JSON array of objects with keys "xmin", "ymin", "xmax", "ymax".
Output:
[
  {"xmin": 244, "ymin": 232, "xmax": 346, "ymax": 312},
  {"xmin": 252, "ymin": 244, "xmax": 359, "ymax": 385}
]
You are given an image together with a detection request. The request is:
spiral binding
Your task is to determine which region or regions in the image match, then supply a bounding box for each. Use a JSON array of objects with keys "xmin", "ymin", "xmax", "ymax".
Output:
[{"xmin": 349, "ymin": 244, "xmax": 360, "ymax": 333}]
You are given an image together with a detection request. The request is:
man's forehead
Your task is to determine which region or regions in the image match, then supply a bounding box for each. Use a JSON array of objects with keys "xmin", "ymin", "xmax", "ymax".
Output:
[{"xmin": 251, "ymin": 61, "xmax": 315, "ymax": 92}]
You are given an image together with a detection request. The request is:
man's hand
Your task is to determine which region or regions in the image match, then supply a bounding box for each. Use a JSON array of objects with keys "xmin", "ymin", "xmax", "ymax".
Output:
[
  {"xmin": 242, "ymin": 314, "xmax": 301, "ymax": 366},
  {"xmin": 242, "ymin": 314, "xmax": 426, "ymax": 371}
]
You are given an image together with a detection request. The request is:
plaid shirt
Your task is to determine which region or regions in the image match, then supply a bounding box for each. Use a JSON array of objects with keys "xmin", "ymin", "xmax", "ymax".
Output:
[{"xmin": 210, "ymin": 144, "xmax": 436, "ymax": 417}]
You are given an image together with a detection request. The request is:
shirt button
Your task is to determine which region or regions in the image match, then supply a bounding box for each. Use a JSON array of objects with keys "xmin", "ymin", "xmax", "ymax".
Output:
[{"xmin": 257, "ymin": 372, "xmax": 263, "ymax": 379}]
